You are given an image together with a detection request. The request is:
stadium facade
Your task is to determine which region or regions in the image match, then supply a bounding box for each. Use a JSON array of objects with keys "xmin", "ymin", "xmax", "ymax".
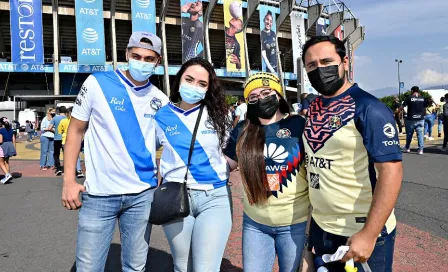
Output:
[{"xmin": 0, "ymin": 0, "xmax": 364, "ymax": 118}]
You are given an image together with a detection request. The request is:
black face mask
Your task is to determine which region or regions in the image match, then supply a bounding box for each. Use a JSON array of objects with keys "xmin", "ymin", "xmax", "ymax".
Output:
[
  {"xmin": 248, "ymin": 94, "xmax": 279, "ymax": 120},
  {"xmin": 307, "ymin": 64, "xmax": 345, "ymax": 96},
  {"xmin": 50, "ymin": 113, "xmax": 56, "ymax": 117}
]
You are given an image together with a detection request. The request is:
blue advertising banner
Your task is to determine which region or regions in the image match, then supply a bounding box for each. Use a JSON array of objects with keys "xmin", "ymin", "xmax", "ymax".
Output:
[
  {"xmin": 75, "ymin": 0, "xmax": 106, "ymax": 65},
  {"xmin": 259, "ymin": 5, "xmax": 278, "ymax": 74},
  {"xmin": 131, "ymin": 0, "xmax": 156, "ymax": 33},
  {"xmin": 9, "ymin": 0, "xmax": 44, "ymax": 64}
]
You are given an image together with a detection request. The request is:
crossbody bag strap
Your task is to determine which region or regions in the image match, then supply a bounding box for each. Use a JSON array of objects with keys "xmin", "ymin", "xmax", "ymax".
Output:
[{"xmin": 184, "ymin": 104, "xmax": 205, "ymax": 182}]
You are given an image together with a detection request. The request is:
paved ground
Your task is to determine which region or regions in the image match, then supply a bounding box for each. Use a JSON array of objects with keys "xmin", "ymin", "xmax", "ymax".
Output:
[{"xmin": 0, "ymin": 134, "xmax": 447, "ymax": 271}]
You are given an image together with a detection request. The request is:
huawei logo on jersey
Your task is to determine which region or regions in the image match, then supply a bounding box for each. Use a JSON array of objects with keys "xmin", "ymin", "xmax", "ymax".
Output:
[
  {"xmin": 264, "ymin": 143, "xmax": 288, "ymax": 163},
  {"xmin": 262, "ymin": 143, "xmax": 303, "ymax": 198}
]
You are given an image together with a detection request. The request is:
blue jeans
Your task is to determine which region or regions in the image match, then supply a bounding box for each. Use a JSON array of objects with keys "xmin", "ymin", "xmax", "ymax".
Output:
[
  {"xmin": 76, "ymin": 188, "xmax": 155, "ymax": 272},
  {"xmin": 309, "ymin": 219, "xmax": 396, "ymax": 272},
  {"xmin": 243, "ymin": 213, "xmax": 307, "ymax": 272},
  {"xmin": 163, "ymin": 186, "xmax": 232, "ymax": 272},
  {"xmin": 28, "ymin": 130, "xmax": 34, "ymax": 141},
  {"xmin": 61, "ymin": 144, "xmax": 82, "ymax": 171},
  {"xmin": 424, "ymin": 114, "xmax": 435, "ymax": 136},
  {"xmin": 405, "ymin": 119, "xmax": 424, "ymax": 150},
  {"xmin": 438, "ymin": 115, "xmax": 444, "ymax": 134},
  {"xmin": 40, "ymin": 136, "xmax": 54, "ymax": 167}
]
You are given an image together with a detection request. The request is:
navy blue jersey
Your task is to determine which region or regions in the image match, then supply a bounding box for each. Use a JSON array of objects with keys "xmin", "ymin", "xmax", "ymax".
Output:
[
  {"xmin": 261, "ymin": 30, "xmax": 278, "ymax": 72},
  {"xmin": 225, "ymin": 115, "xmax": 309, "ymax": 227}
]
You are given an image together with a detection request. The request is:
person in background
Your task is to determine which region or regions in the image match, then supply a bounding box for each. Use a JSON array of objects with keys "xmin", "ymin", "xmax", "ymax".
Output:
[
  {"xmin": 437, "ymin": 96, "xmax": 445, "ymax": 138},
  {"xmin": 40, "ymin": 108, "xmax": 55, "ymax": 171},
  {"xmin": 392, "ymin": 96, "xmax": 404, "ymax": 135},
  {"xmin": 424, "ymin": 97, "xmax": 436, "ymax": 140},
  {"xmin": 11, "ymin": 120, "xmax": 19, "ymax": 140},
  {"xmin": 0, "ymin": 118, "xmax": 17, "ymax": 184},
  {"xmin": 0, "ymin": 144, "xmax": 10, "ymax": 184},
  {"xmin": 156, "ymin": 57, "xmax": 232, "ymax": 271},
  {"xmin": 300, "ymin": 92, "xmax": 318, "ymax": 116},
  {"xmin": 58, "ymin": 107, "xmax": 84, "ymax": 178},
  {"xmin": 225, "ymin": 72, "xmax": 309, "ymax": 271},
  {"xmin": 48, "ymin": 106, "xmax": 67, "ymax": 176},
  {"xmin": 233, "ymin": 95, "xmax": 247, "ymax": 127},
  {"xmin": 25, "ymin": 120, "xmax": 34, "ymax": 142},
  {"xmin": 440, "ymin": 93, "xmax": 448, "ymax": 152},
  {"xmin": 402, "ymin": 86, "xmax": 429, "ymax": 155}
]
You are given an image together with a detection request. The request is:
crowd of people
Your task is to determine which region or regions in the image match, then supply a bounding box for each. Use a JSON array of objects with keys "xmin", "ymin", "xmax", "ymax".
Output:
[
  {"xmin": 38, "ymin": 106, "xmax": 85, "ymax": 178},
  {"xmin": 57, "ymin": 32, "xmax": 405, "ymax": 272}
]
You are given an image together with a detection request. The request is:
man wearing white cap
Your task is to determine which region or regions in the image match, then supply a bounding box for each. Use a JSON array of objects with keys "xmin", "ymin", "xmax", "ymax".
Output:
[{"xmin": 61, "ymin": 32, "xmax": 169, "ymax": 271}]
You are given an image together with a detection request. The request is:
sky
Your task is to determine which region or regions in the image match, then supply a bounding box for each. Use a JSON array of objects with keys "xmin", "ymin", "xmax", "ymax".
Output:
[{"xmin": 344, "ymin": 0, "xmax": 448, "ymax": 94}]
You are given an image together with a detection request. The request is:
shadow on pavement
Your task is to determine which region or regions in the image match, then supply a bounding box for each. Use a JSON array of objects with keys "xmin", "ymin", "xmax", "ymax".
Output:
[
  {"xmin": 221, "ymin": 258, "xmax": 243, "ymax": 272},
  {"xmin": 69, "ymin": 244, "xmax": 242, "ymax": 271},
  {"xmin": 422, "ymin": 147, "xmax": 448, "ymax": 155}
]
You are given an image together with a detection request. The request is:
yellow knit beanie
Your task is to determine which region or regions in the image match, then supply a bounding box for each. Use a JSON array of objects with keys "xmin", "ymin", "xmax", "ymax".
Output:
[{"xmin": 243, "ymin": 72, "xmax": 283, "ymax": 101}]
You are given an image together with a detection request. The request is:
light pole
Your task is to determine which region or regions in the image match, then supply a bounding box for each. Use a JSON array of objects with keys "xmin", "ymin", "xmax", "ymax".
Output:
[{"xmin": 395, "ymin": 59, "xmax": 403, "ymax": 101}]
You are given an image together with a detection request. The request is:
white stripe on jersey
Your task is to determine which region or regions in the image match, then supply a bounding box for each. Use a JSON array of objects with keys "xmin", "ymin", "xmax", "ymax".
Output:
[
  {"xmin": 155, "ymin": 103, "xmax": 229, "ymax": 190},
  {"xmin": 71, "ymin": 70, "xmax": 169, "ymax": 195}
]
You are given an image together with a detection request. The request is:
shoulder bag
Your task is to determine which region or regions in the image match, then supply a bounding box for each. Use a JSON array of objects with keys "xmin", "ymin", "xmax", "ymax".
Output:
[{"xmin": 149, "ymin": 104, "xmax": 204, "ymax": 225}]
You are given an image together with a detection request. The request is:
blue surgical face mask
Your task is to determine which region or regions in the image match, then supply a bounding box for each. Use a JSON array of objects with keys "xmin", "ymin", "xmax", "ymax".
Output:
[
  {"xmin": 128, "ymin": 59, "xmax": 156, "ymax": 82},
  {"xmin": 179, "ymin": 82, "xmax": 207, "ymax": 104}
]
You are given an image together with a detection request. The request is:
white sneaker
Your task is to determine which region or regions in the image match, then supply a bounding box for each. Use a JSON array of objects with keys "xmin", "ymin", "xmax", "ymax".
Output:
[
  {"xmin": 424, "ymin": 135, "xmax": 428, "ymax": 139},
  {"xmin": 428, "ymin": 137, "xmax": 434, "ymax": 140},
  {"xmin": 5, "ymin": 173, "xmax": 13, "ymax": 182},
  {"xmin": 0, "ymin": 177, "xmax": 7, "ymax": 184},
  {"xmin": 402, "ymin": 147, "xmax": 411, "ymax": 153},
  {"xmin": 418, "ymin": 150, "xmax": 424, "ymax": 155}
]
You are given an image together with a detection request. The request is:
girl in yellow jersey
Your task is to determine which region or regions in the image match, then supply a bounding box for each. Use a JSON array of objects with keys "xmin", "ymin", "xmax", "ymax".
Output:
[{"xmin": 224, "ymin": 72, "xmax": 309, "ymax": 271}]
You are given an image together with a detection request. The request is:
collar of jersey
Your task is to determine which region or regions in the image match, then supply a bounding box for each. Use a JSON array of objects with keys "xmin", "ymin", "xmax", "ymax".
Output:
[
  {"xmin": 169, "ymin": 102, "xmax": 201, "ymax": 116},
  {"xmin": 115, "ymin": 69, "xmax": 152, "ymax": 91},
  {"xmin": 321, "ymin": 83, "xmax": 359, "ymax": 105}
]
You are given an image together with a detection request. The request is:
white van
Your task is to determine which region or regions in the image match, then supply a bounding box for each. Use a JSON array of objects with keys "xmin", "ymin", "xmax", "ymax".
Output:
[{"xmin": 18, "ymin": 109, "xmax": 38, "ymax": 132}]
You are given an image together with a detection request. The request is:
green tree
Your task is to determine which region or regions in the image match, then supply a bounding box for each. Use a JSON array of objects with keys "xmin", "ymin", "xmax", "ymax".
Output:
[
  {"xmin": 226, "ymin": 95, "xmax": 238, "ymax": 106},
  {"xmin": 379, "ymin": 90, "xmax": 432, "ymax": 109}
]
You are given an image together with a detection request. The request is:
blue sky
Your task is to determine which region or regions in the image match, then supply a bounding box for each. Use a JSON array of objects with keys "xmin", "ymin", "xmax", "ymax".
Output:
[{"xmin": 345, "ymin": 0, "xmax": 448, "ymax": 94}]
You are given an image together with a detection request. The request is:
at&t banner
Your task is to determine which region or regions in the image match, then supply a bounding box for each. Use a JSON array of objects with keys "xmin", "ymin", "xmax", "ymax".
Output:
[
  {"xmin": 10, "ymin": 0, "xmax": 44, "ymax": 64},
  {"xmin": 259, "ymin": 5, "xmax": 278, "ymax": 74},
  {"xmin": 75, "ymin": 0, "xmax": 106, "ymax": 65},
  {"xmin": 131, "ymin": 0, "xmax": 156, "ymax": 34},
  {"xmin": 223, "ymin": 0, "xmax": 245, "ymax": 73},
  {"xmin": 290, "ymin": 11, "xmax": 315, "ymax": 94},
  {"xmin": 180, "ymin": 0, "xmax": 204, "ymax": 63}
]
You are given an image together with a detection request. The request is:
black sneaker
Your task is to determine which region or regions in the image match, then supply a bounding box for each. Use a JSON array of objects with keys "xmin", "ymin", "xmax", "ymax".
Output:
[
  {"xmin": 76, "ymin": 171, "xmax": 85, "ymax": 178},
  {"xmin": 56, "ymin": 168, "xmax": 63, "ymax": 176},
  {"xmin": 439, "ymin": 133, "xmax": 442, "ymax": 138}
]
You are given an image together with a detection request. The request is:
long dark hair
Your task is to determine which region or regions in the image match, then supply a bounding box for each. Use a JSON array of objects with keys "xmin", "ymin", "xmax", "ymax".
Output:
[
  {"xmin": 236, "ymin": 91, "xmax": 290, "ymax": 205},
  {"xmin": 1, "ymin": 117, "xmax": 11, "ymax": 130},
  {"xmin": 170, "ymin": 57, "xmax": 231, "ymax": 148}
]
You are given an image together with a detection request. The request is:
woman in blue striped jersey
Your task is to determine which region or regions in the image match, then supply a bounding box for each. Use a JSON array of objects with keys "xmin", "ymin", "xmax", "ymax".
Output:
[{"xmin": 155, "ymin": 57, "xmax": 232, "ymax": 272}]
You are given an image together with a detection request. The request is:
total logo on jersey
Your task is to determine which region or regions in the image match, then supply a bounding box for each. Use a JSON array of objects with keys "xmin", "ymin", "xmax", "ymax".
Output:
[{"xmin": 382, "ymin": 123, "xmax": 399, "ymax": 146}]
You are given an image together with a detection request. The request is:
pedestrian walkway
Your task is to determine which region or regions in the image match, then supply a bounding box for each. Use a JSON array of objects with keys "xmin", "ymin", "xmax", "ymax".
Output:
[{"xmin": 1, "ymin": 135, "xmax": 446, "ymax": 271}]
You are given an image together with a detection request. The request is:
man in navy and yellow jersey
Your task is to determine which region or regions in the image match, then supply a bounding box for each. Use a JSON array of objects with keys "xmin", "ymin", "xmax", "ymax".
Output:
[{"xmin": 302, "ymin": 36, "xmax": 403, "ymax": 272}]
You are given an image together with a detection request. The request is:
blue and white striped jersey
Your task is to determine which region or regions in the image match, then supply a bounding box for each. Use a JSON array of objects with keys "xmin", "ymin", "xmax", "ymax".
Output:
[
  {"xmin": 155, "ymin": 103, "xmax": 229, "ymax": 190},
  {"xmin": 71, "ymin": 69, "xmax": 169, "ymax": 195}
]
